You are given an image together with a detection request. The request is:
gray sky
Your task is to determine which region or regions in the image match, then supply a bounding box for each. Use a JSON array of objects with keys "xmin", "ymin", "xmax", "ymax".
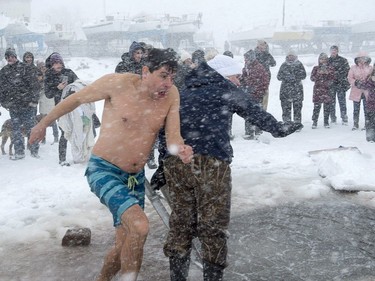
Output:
[{"xmin": 31, "ymin": 0, "xmax": 375, "ymax": 44}]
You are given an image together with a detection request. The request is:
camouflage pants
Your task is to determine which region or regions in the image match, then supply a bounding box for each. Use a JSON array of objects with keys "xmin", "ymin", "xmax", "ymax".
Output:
[{"xmin": 163, "ymin": 155, "xmax": 232, "ymax": 267}]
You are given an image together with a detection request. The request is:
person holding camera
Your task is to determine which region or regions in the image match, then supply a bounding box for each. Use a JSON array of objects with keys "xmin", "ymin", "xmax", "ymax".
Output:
[{"xmin": 310, "ymin": 53, "xmax": 336, "ymax": 129}]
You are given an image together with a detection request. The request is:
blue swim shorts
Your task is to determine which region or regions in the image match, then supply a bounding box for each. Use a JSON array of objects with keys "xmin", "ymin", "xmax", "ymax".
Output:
[{"xmin": 85, "ymin": 154, "xmax": 145, "ymax": 227}]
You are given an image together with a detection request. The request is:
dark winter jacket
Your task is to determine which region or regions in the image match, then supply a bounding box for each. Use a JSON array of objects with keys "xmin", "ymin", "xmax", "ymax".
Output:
[
  {"xmin": 328, "ymin": 55, "xmax": 350, "ymax": 91},
  {"xmin": 240, "ymin": 60, "xmax": 269, "ymax": 103},
  {"xmin": 355, "ymin": 78, "xmax": 375, "ymax": 112},
  {"xmin": 115, "ymin": 41, "xmax": 144, "ymax": 74},
  {"xmin": 177, "ymin": 62, "xmax": 299, "ymax": 163},
  {"xmin": 44, "ymin": 68, "xmax": 79, "ymax": 105},
  {"xmin": 23, "ymin": 51, "xmax": 43, "ymax": 78},
  {"xmin": 174, "ymin": 63, "xmax": 192, "ymax": 92},
  {"xmin": 255, "ymin": 47, "xmax": 276, "ymax": 82},
  {"xmin": 310, "ymin": 64, "xmax": 335, "ymax": 103},
  {"xmin": 277, "ymin": 59, "xmax": 306, "ymax": 102},
  {"xmin": 0, "ymin": 60, "xmax": 40, "ymax": 109}
]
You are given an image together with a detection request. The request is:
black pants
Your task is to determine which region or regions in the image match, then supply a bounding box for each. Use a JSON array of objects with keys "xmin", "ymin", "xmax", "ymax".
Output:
[
  {"xmin": 59, "ymin": 128, "xmax": 68, "ymax": 162},
  {"xmin": 281, "ymin": 99, "xmax": 303, "ymax": 123},
  {"xmin": 365, "ymin": 111, "xmax": 375, "ymax": 142}
]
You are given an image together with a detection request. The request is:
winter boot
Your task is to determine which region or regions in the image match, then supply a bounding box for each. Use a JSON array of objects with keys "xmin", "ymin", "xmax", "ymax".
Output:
[
  {"xmin": 203, "ymin": 260, "xmax": 224, "ymax": 281},
  {"xmin": 342, "ymin": 115, "xmax": 348, "ymax": 125},
  {"xmin": 169, "ymin": 254, "xmax": 191, "ymax": 281},
  {"xmin": 352, "ymin": 122, "xmax": 359, "ymax": 131}
]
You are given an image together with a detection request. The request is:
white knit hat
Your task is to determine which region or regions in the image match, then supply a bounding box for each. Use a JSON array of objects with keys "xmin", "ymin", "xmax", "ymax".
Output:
[
  {"xmin": 179, "ymin": 50, "xmax": 191, "ymax": 63},
  {"xmin": 207, "ymin": 54, "xmax": 243, "ymax": 77}
]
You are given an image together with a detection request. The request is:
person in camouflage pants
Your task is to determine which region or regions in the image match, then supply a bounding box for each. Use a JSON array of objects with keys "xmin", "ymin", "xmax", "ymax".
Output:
[
  {"xmin": 163, "ymin": 155, "xmax": 231, "ymax": 268},
  {"xmin": 155, "ymin": 54, "xmax": 302, "ymax": 281}
]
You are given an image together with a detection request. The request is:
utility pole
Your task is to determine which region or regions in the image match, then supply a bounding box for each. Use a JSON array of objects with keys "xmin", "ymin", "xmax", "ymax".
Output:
[{"xmin": 282, "ymin": 0, "xmax": 285, "ymax": 27}]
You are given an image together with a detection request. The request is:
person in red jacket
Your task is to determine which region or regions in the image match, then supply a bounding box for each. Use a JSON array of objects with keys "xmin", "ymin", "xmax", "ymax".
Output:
[
  {"xmin": 310, "ymin": 53, "xmax": 336, "ymax": 129},
  {"xmin": 240, "ymin": 49, "xmax": 269, "ymax": 139}
]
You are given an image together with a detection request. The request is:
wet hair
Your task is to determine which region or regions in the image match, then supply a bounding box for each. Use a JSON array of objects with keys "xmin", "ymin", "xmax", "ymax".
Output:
[{"xmin": 144, "ymin": 48, "xmax": 178, "ymax": 73}]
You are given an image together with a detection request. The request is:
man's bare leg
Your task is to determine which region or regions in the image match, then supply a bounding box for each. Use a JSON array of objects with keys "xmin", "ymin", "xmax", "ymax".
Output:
[
  {"xmin": 95, "ymin": 227, "xmax": 123, "ymax": 281},
  {"xmin": 96, "ymin": 205, "xmax": 149, "ymax": 281},
  {"xmin": 118, "ymin": 205, "xmax": 149, "ymax": 280}
]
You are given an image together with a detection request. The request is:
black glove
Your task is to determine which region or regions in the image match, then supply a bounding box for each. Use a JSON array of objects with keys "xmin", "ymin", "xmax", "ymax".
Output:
[
  {"xmin": 150, "ymin": 164, "xmax": 166, "ymax": 190},
  {"xmin": 272, "ymin": 121, "xmax": 303, "ymax": 138}
]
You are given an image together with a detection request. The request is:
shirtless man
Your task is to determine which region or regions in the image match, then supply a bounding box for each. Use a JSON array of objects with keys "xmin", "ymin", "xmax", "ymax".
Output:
[{"xmin": 29, "ymin": 48, "xmax": 193, "ymax": 281}]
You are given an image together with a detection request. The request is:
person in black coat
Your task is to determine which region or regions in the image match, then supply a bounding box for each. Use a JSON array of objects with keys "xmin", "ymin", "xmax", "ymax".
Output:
[
  {"xmin": 44, "ymin": 53, "xmax": 78, "ymax": 166},
  {"xmin": 115, "ymin": 41, "xmax": 159, "ymax": 169},
  {"xmin": 277, "ymin": 50, "xmax": 307, "ymax": 126},
  {"xmin": 158, "ymin": 55, "xmax": 303, "ymax": 281},
  {"xmin": 0, "ymin": 48, "xmax": 41, "ymax": 160},
  {"xmin": 328, "ymin": 45, "xmax": 351, "ymax": 125},
  {"xmin": 115, "ymin": 41, "xmax": 144, "ymax": 74}
]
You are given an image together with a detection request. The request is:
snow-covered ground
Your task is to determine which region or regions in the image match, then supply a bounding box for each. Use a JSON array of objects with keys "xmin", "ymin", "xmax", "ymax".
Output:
[{"xmin": 1, "ymin": 53, "xmax": 375, "ymax": 271}]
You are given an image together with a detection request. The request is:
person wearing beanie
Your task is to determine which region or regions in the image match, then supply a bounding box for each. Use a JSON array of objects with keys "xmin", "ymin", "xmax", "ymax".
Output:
[
  {"xmin": 179, "ymin": 50, "xmax": 192, "ymax": 65},
  {"xmin": 328, "ymin": 45, "xmax": 350, "ymax": 125},
  {"xmin": 44, "ymin": 52, "xmax": 79, "ymax": 166},
  {"xmin": 348, "ymin": 51, "xmax": 373, "ymax": 130},
  {"xmin": 207, "ymin": 54, "xmax": 243, "ymax": 81},
  {"xmin": 255, "ymin": 40, "xmax": 276, "ymax": 110},
  {"xmin": 240, "ymin": 49, "xmax": 269, "ymax": 139},
  {"xmin": 156, "ymin": 54, "xmax": 302, "ymax": 281},
  {"xmin": 204, "ymin": 47, "xmax": 219, "ymax": 62},
  {"xmin": 208, "ymin": 54, "xmax": 243, "ymax": 139},
  {"xmin": 49, "ymin": 53, "xmax": 64, "ymax": 65},
  {"xmin": 0, "ymin": 47, "xmax": 41, "ymax": 160},
  {"xmin": 310, "ymin": 53, "xmax": 336, "ymax": 129},
  {"xmin": 115, "ymin": 41, "xmax": 144, "ymax": 74},
  {"xmin": 277, "ymin": 49, "xmax": 307, "ymax": 129},
  {"xmin": 4, "ymin": 47, "xmax": 17, "ymax": 58}
]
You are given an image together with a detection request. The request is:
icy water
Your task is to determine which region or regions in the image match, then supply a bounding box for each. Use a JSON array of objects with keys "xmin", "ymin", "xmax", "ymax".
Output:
[{"xmin": 1, "ymin": 192, "xmax": 375, "ymax": 281}]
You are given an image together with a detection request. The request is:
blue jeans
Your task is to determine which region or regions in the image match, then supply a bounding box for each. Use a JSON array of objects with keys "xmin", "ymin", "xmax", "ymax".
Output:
[{"xmin": 9, "ymin": 107, "xmax": 39, "ymax": 156}]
